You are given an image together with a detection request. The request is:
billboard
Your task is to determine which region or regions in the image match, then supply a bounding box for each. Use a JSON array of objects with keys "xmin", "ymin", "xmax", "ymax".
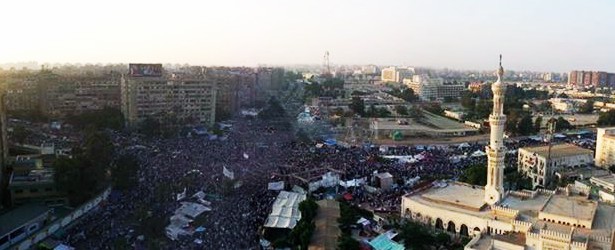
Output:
[{"xmin": 129, "ymin": 63, "xmax": 163, "ymax": 77}]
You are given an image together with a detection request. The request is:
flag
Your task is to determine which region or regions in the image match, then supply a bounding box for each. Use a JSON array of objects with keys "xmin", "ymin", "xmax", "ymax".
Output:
[
  {"xmin": 223, "ymin": 166, "xmax": 235, "ymax": 180},
  {"xmin": 176, "ymin": 187, "xmax": 186, "ymax": 201}
]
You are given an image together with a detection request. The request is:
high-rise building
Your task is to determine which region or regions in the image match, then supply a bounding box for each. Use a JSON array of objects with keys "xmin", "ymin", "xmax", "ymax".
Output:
[
  {"xmin": 568, "ymin": 70, "xmax": 615, "ymax": 88},
  {"xmin": 121, "ymin": 64, "xmax": 216, "ymax": 128},
  {"xmin": 595, "ymin": 127, "xmax": 615, "ymax": 168},
  {"xmin": 5, "ymin": 72, "xmax": 121, "ymax": 117}
]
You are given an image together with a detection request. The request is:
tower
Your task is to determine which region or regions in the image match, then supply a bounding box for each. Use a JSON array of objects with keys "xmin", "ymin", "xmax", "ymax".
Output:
[
  {"xmin": 484, "ymin": 55, "xmax": 507, "ymax": 205},
  {"xmin": 323, "ymin": 51, "xmax": 330, "ymax": 75}
]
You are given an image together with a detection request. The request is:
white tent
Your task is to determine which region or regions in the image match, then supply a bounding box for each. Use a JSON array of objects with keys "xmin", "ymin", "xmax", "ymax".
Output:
[
  {"xmin": 471, "ymin": 150, "xmax": 486, "ymax": 157},
  {"xmin": 176, "ymin": 202, "xmax": 211, "ymax": 219},
  {"xmin": 263, "ymin": 191, "xmax": 306, "ymax": 229}
]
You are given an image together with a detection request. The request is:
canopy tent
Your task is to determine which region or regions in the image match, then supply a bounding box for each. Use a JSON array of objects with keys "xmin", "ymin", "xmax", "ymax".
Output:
[
  {"xmin": 263, "ymin": 191, "xmax": 307, "ymax": 229},
  {"xmin": 369, "ymin": 234, "xmax": 405, "ymax": 250},
  {"xmin": 554, "ymin": 133, "xmax": 567, "ymax": 139},
  {"xmin": 470, "ymin": 150, "xmax": 486, "ymax": 157},
  {"xmin": 339, "ymin": 177, "xmax": 366, "ymax": 187},
  {"xmin": 324, "ymin": 138, "xmax": 337, "ymax": 146},
  {"xmin": 175, "ymin": 202, "xmax": 211, "ymax": 219}
]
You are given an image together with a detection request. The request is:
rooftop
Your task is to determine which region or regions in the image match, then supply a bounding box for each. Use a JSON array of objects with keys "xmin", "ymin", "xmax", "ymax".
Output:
[
  {"xmin": 0, "ymin": 203, "xmax": 50, "ymax": 236},
  {"xmin": 264, "ymin": 191, "xmax": 306, "ymax": 229},
  {"xmin": 492, "ymin": 232, "xmax": 526, "ymax": 246},
  {"xmin": 308, "ymin": 200, "xmax": 341, "ymax": 250},
  {"xmin": 520, "ymin": 143, "xmax": 593, "ymax": 159},
  {"xmin": 420, "ymin": 182, "xmax": 487, "ymax": 211},
  {"xmin": 540, "ymin": 195, "xmax": 597, "ymax": 222},
  {"xmin": 590, "ymin": 174, "xmax": 615, "ymax": 186},
  {"xmin": 369, "ymin": 234, "xmax": 405, "ymax": 250},
  {"xmin": 9, "ymin": 168, "xmax": 55, "ymax": 186}
]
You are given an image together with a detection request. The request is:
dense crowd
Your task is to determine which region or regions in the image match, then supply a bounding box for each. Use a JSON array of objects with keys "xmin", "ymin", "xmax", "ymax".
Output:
[
  {"xmin": 61, "ymin": 118, "xmax": 295, "ymax": 249},
  {"xmin": 47, "ymin": 114, "xmax": 596, "ymax": 249}
]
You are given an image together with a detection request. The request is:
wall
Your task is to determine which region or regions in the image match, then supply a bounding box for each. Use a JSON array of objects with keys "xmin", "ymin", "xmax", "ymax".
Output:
[{"xmin": 4, "ymin": 187, "xmax": 111, "ymax": 250}]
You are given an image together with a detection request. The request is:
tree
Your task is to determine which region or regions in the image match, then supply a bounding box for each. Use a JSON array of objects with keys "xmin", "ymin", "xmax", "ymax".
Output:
[
  {"xmin": 475, "ymin": 99, "xmax": 492, "ymax": 119},
  {"xmin": 349, "ymin": 97, "xmax": 365, "ymax": 116},
  {"xmin": 517, "ymin": 114, "xmax": 534, "ymax": 136},
  {"xmin": 409, "ymin": 106, "xmax": 424, "ymax": 121},
  {"xmin": 460, "ymin": 91, "xmax": 477, "ymax": 110},
  {"xmin": 443, "ymin": 96, "xmax": 455, "ymax": 103},
  {"xmin": 111, "ymin": 154, "xmax": 139, "ymax": 190},
  {"xmin": 459, "ymin": 165, "xmax": 487, "ymax": 186},
  {"xmin": 387, "ymin": 87, "xmax": 418, "ymax": 103},
  {"xmin": 338, "ymin": 234, "xmax": 360, "ymax": 250},
  {"xmin": 395, "ymin": 105, "xmax": 409, "ymax": 116},
  {"xmin": 84, "ymin": 130, "xmax": 114, "ymax": 169},
  {"xmin": 555, "ymin": 117, "xmax": 573, "ymax": 131},
  {"xmin": 65, "ymin": 107, "xmax": 125, "ymax": 130},
  {"xmin": 422, "ymin": 103, "xmax": 444, "ymax": 115},
  {"xmin": 434, "ymin": 232, "xmax": 451, "ymax": 245},
  {"xmin": 258, "ymin": 97, "xmax": 287, "ymax": 120},
  {"xmin": 598, "ymin": 110, "xmax": 615, "ymax": 126},
  {"xmin": 398, "ymin": 221, "xmax": 435, "ymax": 250},
  {"xmin": 11, "ymin": 125, "xmax": 28, "ymax": 144},
  {"xmin": 534, "ymin": 116, "xmax": 542, "ymax": 133},
  {"xmin": 140, "ymin": 116, "xmax": 162, "ymax": 137},
  {"xmin": 578, "ymin": 100, "xmax": 594, "ymax": 114}
]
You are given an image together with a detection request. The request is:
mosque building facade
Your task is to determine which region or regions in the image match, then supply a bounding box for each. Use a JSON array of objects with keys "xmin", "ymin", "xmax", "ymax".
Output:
[{"xmin": 401, "ymin": 57, "xmax": 615, "ymax": 250}]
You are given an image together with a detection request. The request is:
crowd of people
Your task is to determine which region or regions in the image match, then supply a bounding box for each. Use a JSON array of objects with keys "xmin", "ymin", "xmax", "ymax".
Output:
[
  {"xmin": 61, "ymin": 117, "xmax": 296, "ymax": 249},
  {"xmin": 48, "ymin": 113, "xmax": 596, "ymax": 249}
]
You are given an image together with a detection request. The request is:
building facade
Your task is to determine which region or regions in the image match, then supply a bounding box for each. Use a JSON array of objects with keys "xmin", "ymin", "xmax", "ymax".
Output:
[
  {"xmin": 5, "ymin": 72, "xmax": 121, "ymax": 117},
  {"xmin": 595, "ymin": 127, "xmax": 615, "ymax": 168},
  {"xmin": 380, "ymin": 67, "xmax": 413, "ymax": 83},
  {"xmin": 401, "ymin": 57, "xmax": 615, "ymax": 250},
  {"xmin": 404, "ymin": 75, "xmax": 465, "ymax": 101},
  {"xmin": 121, "ymin": 64, "xmax": 216, "ymax": 128},
  {"xmin": 518, "ymin": 144, "xmax": 594, "ymax": 188},
  {"xmin": 568, "ymin": 70, "xmax": 615, "ymax": 88}
]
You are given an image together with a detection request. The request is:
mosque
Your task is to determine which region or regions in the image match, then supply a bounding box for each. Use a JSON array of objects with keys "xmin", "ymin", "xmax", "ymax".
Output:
[{"xmin": 401, "ymin": 57, "xmax": 615, "ymax": 250}]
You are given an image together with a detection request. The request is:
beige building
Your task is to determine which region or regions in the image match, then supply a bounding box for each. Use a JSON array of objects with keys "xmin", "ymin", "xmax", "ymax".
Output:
[
  {"xmin": 380, "ymin": 67, "xmax": 413, "ymax": 83},
  {"xmin": 401, "ymin": 58, "xmax": 615, "ymax": 250},
  {"xmin": 121, "ymin": 64, "xmax": 216, "ymax": 128},
  {"xmin": 595, "ymin": 127, "xmax": 615, "ymax": 168},
  {"xmin": 518, "ymin": 144, "xmax": 594, "ymax": 188},
  {"xmin": 5, "ymin": 72, "xmax": 121, "ymax": 117},
  {"xmin": 404, "ymin": 75, "xmax": 464, "ymax": 101}
]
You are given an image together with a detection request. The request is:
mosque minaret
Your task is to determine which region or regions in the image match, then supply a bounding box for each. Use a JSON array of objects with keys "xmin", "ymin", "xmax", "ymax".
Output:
[{"xmin": 484, "ymin": 55, "xmax": 507, "ymax": 205}]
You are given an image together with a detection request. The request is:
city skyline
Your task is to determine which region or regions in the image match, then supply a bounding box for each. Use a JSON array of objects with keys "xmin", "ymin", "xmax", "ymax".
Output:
[{"xmin": 2, "ymin": 0, "xmax": 615, "ymax": 72}]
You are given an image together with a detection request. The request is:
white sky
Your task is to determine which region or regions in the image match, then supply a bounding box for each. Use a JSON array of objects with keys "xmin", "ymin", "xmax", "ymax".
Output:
[{"xmin": 1, "ymin": 0, "xmax": 615, "ymax": 71}]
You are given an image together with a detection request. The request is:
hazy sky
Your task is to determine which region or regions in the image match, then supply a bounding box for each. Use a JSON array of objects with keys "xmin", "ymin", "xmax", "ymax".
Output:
[{"xmin": 2, "ymin": 0, "xmax": 614, "ymax": 71}]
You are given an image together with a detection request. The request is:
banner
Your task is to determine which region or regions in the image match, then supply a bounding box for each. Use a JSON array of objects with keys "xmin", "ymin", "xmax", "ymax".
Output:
[{"xmin": 268, "ymin": 181, "xmax": 285, "ymax": 191}]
